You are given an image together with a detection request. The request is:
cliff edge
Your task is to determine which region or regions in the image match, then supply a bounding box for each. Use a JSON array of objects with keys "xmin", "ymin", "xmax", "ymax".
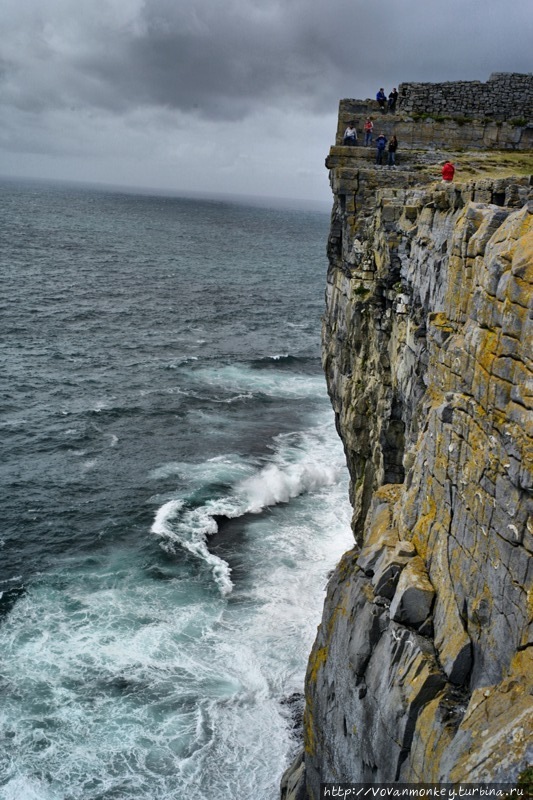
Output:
[{"xmin": 282, "ymin": 76, "xmax": 533, "ymax": 799}]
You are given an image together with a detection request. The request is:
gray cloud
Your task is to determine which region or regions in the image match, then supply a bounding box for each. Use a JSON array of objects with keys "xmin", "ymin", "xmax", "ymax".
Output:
[
  {"xmin": 62, "ymin": 1, "xmax": 340, "ymax": 119},
  {"xmin": 0, "ymin": 0, "xmax": 531, "ymax": 200},
  {"xmin": 4, "ymin": 0, "xmax": 529, "ymax": 119}
]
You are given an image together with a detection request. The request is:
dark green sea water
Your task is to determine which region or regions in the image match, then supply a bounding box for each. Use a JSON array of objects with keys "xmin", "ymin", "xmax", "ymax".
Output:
[{"xmin": 0, "ymin": 180, "xmax": 351, "ymax": 800}]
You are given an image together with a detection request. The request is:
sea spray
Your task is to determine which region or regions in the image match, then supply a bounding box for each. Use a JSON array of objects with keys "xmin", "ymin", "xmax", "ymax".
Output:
[{"xmin": 150, "ymin": 424, "xmax": 343, "ymax": 595}]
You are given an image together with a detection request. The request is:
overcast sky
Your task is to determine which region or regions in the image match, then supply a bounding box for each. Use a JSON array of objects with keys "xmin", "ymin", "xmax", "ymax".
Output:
[{"xmin": 0, "ymin": 0, "xmax": 531, "ymax": 204}]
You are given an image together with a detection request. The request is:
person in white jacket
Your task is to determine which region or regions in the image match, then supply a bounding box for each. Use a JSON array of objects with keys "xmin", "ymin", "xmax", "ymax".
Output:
[{"xmin": 343, "ymin": 122, "xmax": 358, "ymax": 146}]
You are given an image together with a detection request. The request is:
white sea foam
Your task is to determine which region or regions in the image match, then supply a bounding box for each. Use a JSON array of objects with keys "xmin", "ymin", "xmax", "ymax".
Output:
[
  {"xmin": 150, "ymin": 420, "xmax": 346, "ymax": 600},
  {"xmin": 190, "ymin": 363, "xmax": 324, "ymax": 399},
  {"xmin": 2, "ymin": 776, "xmax": 61, "ymax": 800},
  {"xmin": 0, "ymin": 563, "xmax": 230, "ymax": 799},
  {"xmin": 237, "ymin": 423, "xmax": 343, "ymax": 511},
  {"xmin": 151, "ymin": 500, "xmax": 234, "ymax": 596},
  {"xmin": 151, "ymin": 499, "xmax": 185, "ymax": 536},
  {"xmin": 238, "ymin": 461, "xmax": 338, "ymax": 514},
  {"xmin": 1, "ymin": 417, "xmax": 351, "ymax": 800},
  {"xmin": 174, "ymin": 420, "xmax": 352, "ymax": 798},
  {"xmin": 149, "ymin": 455, "xmax": 252, "ymax": 484},
  {"xmin": 211, "ymin": 392, "xmax": 254, "ymax": 404}
]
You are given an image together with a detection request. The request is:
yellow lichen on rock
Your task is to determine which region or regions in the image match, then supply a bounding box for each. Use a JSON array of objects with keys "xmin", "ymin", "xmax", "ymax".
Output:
[{"xmin": 291, "ymin": 93, "xmax": 533, "ymax": 800}]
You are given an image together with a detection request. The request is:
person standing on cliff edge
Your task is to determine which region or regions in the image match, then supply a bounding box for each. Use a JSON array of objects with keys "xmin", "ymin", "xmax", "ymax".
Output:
[
  {"xmin": 376, "ymin": 88, "xmax": 386, "ymax": 112},
  {"xmin": 387, "ymin": 135, "xmax": 398, "ymax": 167},
  {"xmin": 364, "ymin": 117, "xmax": 374, "ymax": 146},
  {"xmin": 375, "ymin": 132, "xmax": 387, "ymax": 165},
  {"xmin": 441, "ymin": 161, "xmax": 455, "ymax": 182}
]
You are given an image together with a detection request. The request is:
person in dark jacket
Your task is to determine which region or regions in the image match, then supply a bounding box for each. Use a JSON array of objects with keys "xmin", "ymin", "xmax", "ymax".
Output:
[
  {"xmin": 376, "ymin": 88, "xmax": 386, "ymax": 112},
  {"xmin": 387, "ymin": 135, "xmax": 398, "ymax": 166},
  {"xmin": 388, "ymin": 88, "xmax": 399, "ymax": 113},
  {"xmin": 375, "ymin": 133, "xmax": 387, "ymax": 165}
]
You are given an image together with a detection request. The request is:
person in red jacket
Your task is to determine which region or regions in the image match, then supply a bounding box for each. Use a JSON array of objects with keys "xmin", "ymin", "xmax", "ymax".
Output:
[{"xmin": 442, "ymin": 161, "xmax": 455, "ymax": 182}]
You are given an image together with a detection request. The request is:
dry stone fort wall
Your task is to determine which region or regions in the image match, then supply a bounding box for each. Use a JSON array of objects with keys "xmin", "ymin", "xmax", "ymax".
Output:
[
  {"xmin": 336, "ymin": 73, "xmax": 533, "ymax": 152},
  {"xmin": 398, "ymin": 72, "xmax": 533, "ymax": 119}
]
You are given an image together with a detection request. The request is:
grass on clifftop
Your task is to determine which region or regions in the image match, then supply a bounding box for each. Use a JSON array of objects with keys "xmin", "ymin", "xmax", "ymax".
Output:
[{"xmin": 450, "ymin": 150, "xmax": 533, "ymax": 179}]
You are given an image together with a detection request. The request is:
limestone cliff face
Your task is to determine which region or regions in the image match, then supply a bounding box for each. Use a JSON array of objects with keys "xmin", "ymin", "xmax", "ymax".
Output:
[{"xmin": 283, "ymin": 159, "xmax": 532, "ymax": 797}]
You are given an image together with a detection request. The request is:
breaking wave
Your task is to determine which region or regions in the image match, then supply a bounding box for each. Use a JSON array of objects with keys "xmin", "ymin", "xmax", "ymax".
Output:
[{"xmin": 151, "ymin": 425, "xmax": 342, "ymax": 596}]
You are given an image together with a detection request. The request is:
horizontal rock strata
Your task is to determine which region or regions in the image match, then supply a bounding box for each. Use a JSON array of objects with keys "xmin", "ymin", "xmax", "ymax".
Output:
[{"xmin": 283, "ymin": 156, "xmax": 533, "ymax": 798}]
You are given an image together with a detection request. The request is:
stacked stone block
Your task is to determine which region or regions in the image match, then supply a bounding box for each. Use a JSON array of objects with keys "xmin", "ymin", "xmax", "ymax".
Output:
[{"xmin": 398, "ymin": 72, "xmax": 533, "ymax": 120}]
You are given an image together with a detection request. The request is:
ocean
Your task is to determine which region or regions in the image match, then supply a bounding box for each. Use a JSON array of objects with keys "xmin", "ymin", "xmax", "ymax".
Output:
[{"xmin": 0, "ymin": 179, "xmax": 352, "ymax": 800}]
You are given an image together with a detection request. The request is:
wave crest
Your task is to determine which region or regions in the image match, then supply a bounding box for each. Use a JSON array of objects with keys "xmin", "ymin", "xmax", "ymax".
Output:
[
  {"xmin": 150, "ymin": 430, "xmax": 343, "ymax": 597},
  {"xmin": 238, "ymin": 462, "xmax": 338, "ymax": 514},
  {"xmin": 151, "ymin": 499, "xmax": 233, "ymax": 596}
]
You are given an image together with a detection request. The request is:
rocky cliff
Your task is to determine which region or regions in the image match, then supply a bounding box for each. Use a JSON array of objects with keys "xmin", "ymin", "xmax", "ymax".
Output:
[{"xmin": 282, "ymin": 95, "xmax": 533, "ymax": 799}]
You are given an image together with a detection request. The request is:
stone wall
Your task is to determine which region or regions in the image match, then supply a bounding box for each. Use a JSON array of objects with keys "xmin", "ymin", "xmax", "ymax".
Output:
[
  {"xmin": 398, "ymin": 72, "xmax": 533, "ymax": 120},
  {"xmin": 336, "ymin": 105, "xmax": 533, "ymax": 152},
  {"xmin": 336, "ymin": 74, "xmax": 533, "ymax": 152}
]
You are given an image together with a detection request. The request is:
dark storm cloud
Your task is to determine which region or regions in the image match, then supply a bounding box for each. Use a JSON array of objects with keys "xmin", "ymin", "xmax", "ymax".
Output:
[
  {"xmin": 74, "ymin": 0, "xmax": 340, "ymax": 119},
  {"xmin": 2, "ymin": 0, "xmax": 531, "ymax": 123}
]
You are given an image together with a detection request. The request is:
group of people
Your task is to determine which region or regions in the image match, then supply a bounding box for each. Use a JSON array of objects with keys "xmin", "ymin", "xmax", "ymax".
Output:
[
  {"xmin": 342, "ymin": 120, "xmax": 457, "ymax": 180},
  {"xmin": 342, "ymin": 120, "xmax": 398, "ymax": 166},
  {"xmin": 344, "ymin": 117, "xmax": 378, "ymax": 147},
  {"xmin": 376, "ymin": 87, "xmax": 398, "ymax": 113}
]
